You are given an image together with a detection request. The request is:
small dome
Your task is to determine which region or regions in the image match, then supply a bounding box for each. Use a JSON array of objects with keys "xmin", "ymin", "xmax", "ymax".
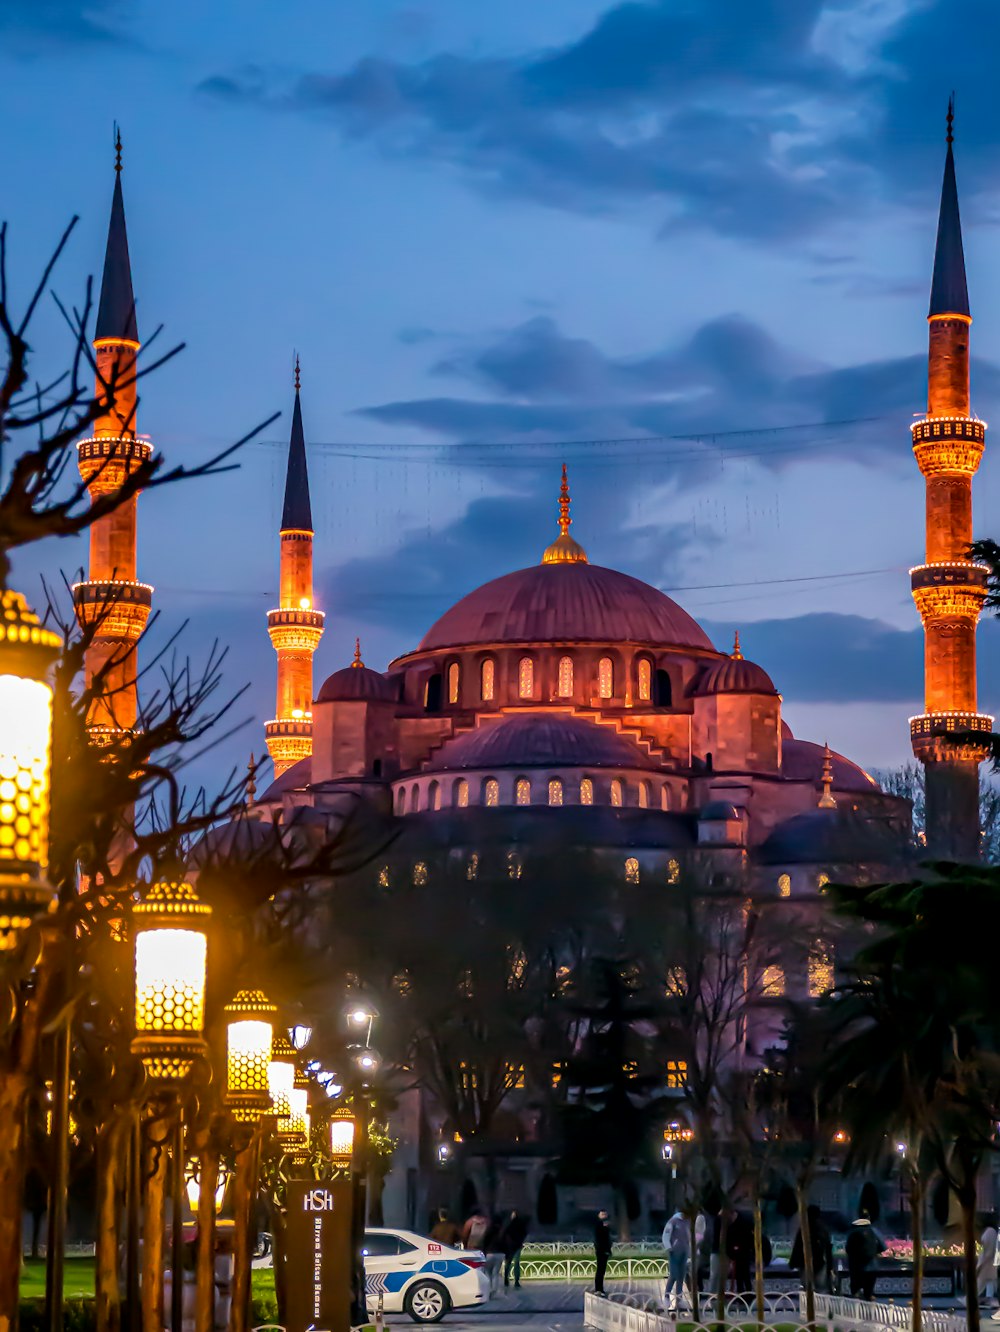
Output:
[
  {"xmin": 424, "ymin": 712, "xmax": 658, "ymax": 772},
  {"xmin": 317, "ymin": 665, "xmax": 396, "ymax": 703},
  {"xmin": 693, "ymin": 656, "xmax": 777, "ymax": 696},
  {"xmin": 781, "ymin": 739, "xmax": 878, "ymax": 793},
  {"xmin": 700, "ymin": 801, "xmax": 740, "ymax": 821},
  {"xmin": 758, "ymin": 808, "xmax": 906, "ymax": 866}
]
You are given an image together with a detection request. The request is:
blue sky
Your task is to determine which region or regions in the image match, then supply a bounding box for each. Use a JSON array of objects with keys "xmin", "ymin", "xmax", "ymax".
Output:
[{"xmin": 4, "ymin": 0, "xmax": 999, "ymax": 795}]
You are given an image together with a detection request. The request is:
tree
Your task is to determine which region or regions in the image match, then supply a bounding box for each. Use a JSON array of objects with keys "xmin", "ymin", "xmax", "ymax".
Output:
[{"xmin": 872, "ymin": 762, "xmax": 1000, "ymax": 863}]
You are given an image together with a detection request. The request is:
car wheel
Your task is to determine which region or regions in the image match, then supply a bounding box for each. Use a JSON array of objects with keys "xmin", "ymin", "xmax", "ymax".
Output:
[{"xmin": 405, "ymin": 1280, "xmax": 451, "ymax": 1323}]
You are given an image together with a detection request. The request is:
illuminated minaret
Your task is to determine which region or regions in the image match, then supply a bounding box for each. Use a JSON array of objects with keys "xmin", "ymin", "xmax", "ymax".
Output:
[
  {"xmin": 265, "ymin": 359, "xmax": 324, "ymax": 777},
  {"xmin": 74, "ymin": 131, "xmax": 152, "ymax": 736},
  {"xmin": 909, "ymin": 102, "xmax": 992, "ymax": 859}
]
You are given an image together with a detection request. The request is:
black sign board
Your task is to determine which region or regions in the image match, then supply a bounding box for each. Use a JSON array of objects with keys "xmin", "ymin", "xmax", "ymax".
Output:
[{"xmin": 285, "ymin": 1179, "xmax": 353, "ymax": 1332}]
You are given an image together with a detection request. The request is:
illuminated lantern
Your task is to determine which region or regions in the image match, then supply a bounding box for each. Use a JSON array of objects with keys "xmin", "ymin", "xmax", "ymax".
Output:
[
  {"xmin": 185, "ymin": 1164, "xmax": 230, "ymax": 1215},
  {"xmin": 131, "ymin": 879, "xmax": 211, "ymax": 1081},
  {"xmin": 224, "ymin": 989, "xmax": 276, "ymax": 1123},
  {"xmin": 283, "ymin": 1067, "xmax": 309, "ymax": 1149},
  {"xmin": 0, "ymin": 590, "xmax": 61, "ymax": 949},
  {"xmin": 329, "ymin": 1105, "xmax": 356, "ymax": 1169},
  {"xmin": 268, "ymin": 1033, "xmax": 296, "ymax": 1127}
]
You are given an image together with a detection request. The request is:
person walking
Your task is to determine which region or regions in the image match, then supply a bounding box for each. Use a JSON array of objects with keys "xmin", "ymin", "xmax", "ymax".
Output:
[
  {"xmin": 662, "ymin": 1209, "xmax": 690, "ymax": 1311},
  {"xmin": 726, "ymin": 1210, "xmax": 754, "ymax": 1294},
  {"xmin": 845, "ymin": 1211, "xmax": 885, "ymax": 1302},
  {"xmin": 500, "ymin": 1209, "xmax": 529, "ymax": 1289},
  {"xmin": 462, "ymin": 1209, "xmax": 489, "ymax": 1252},
  {"xmin": 482, "ymin": 1216, "xmax": 504, "ymax": 1296},
  {"xmin": 790, "ymin": 1205, "xmax": 834, "ymax": 1293},
  {"xmin": 594, "ymin": 1210, "xmax": 613, "ymax": 1296},
  {"xmin": 430, "ymin": 1209, "xmax": 463, "ymax": 1247},
  {"xmin": 978, "ymin": 1213, "xmax": 999, "ymax": 1307}
]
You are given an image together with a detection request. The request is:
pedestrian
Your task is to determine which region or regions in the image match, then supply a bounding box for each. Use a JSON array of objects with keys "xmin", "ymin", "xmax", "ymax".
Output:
[
  {"xmin": 726, "ymin": 1210, "xmax": 753, "ymax": 1294},
  {"xmin": 978, "ymin": 1213, "xmax": 999, "ymax": 1307},
  {"xmin": 594, "ymin": 1209, "xmax": 613, "ymax": 1296},
  {"xmin": 500, "ymin": 1209, "xmax": 529, "ymax": 1289},
  {"xmin": 462, "ymin": 1209, "xmax": 489, "ymax": 1252},
  {"xmin": 791, "ymin": 1205, "xmax": 833, "ymax": 1294},
  {"xmin": 430, "ymin": 1208, "xmax": 463, "ymax": 1247},
  {"xmin": 662, "ymin": 1209, "xmax": 690, "ymax": 1311},
  {"xmin": 482, "ymin": 1216, "xmax": 504, "ymax": 1296},
  {"xmin": 845, "ymin": 1211, "xmax": 885, "ymax": 1302}
]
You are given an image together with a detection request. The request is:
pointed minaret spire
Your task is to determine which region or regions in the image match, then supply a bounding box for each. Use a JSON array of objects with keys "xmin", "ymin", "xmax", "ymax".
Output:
[
  {"xmin": 96, "ymin": 128, "xmax": 138, "ymax": 344},
  {"xmin": 929, "ymin": 95, "xmax": 970, "ymax": 319},
  {"xmin": 818, "ymin": 742, "xmax": 837, "ymax": 809},
  {"xmin": 266, "ymin": 358, "xmax": 324, "ymax": 778},
  {"xmin": 352, "ymin": 637, "xmax": 364, "ymax": 668},
  {"xmin": 541, "ymin": 462, "xmax": 588, "ymax": 564},
  {"xmin": 246, "ymin": 753, "xmax": 257, "ymax": 809}
]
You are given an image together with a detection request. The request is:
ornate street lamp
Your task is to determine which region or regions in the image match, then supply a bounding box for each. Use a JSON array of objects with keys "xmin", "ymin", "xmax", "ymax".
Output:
[
  {"xmin": 0, "ymin": 589, "xmax": 61, "ymax": 948},
  {"xmin": 224, "ymin": 989, "xmax": 276, "ymax": 1123},
  {"xmin": 267, "ymin": 1033, "xmax": 296, "ymax": 1125},
  {"xmin": 286, "ymin": 1068, "xmax": 310, "ymax": 1151},
  {"xmin": 329, "ymin": 1105, "xmax": 356, "ymax": 1170},
  {"xmin": 131, "ymin": 879, "xmax": 211, "ymax": 1081}
]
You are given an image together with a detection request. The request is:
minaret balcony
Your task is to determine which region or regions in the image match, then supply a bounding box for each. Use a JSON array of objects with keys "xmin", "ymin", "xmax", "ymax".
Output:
[
  {"xmin": 73, "ymin": 579, "xmax": 152, "ymax": 641},
  {"xmin": 77, "ymin": 436, "xmax": 153, "ymax": 491},
  {"xmin": 265, "ymin": 718, "xmax": 313, "ymax": 772},
  {"xmin": 910, "ymin": 562, "xmax": 988, "ymax": 622},
  {"xmin": 267, "ymin": 608, "xmax": 325, "ymax": 653},
  {"xmin": 910, "ymin": 416, "xmax": 985, "ymax": 477},
  {"xmin": 910, "ymin": 711, "xmax": 994, "ymax": 763}
]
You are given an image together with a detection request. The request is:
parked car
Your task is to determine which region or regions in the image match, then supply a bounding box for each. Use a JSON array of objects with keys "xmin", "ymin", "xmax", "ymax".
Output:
[{"xmin": 363, "ymin": 1227, "xmax": 491, "ymax": 1323}]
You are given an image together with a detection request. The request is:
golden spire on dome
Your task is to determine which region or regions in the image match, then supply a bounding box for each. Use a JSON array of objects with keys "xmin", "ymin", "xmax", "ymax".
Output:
[
  {"xmin": 352, "ymin": 636, "xmax": 364, "ymax": 668},
  {"xmin": 818, "ymin": 741, "xmax": 837, "ymax": 809},
  {"xmin": 246, "ymin": 752, "xmax": 257, "ymax": 809},
  {"xmin": 731, "ymin": 630, "xmax": 743, "ymax": 660},
  {"xmin": 541, "ymin": 463, "xmax": 588, "ymax": 565}
]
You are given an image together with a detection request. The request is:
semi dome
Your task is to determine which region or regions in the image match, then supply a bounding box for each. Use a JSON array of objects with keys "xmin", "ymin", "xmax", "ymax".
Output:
[
  {"xmin": 424, "ymin": 712, "xmax": 658, "ymax": 772},
  {"xmin": 758, "ymin": 808, "xmax": 906, "ymax": 866},
  {"xmin": 418, "ymin": 562, "xmax": 714, "ymax": 652},
  {"xmin": 692, "ymin": 632, "xmax": 777, "ymax": 696},
  {"xmin": 317, "ymin": 640, "xmax": 397, "ymax": 703}
]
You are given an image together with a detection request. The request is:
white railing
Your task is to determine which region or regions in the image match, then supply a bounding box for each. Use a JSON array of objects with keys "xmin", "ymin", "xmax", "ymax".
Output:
[
  {"xmin": 528, "ymin": 1240, "xmax": 665, "ymax": 1255},
  {"xmin": 810, "ymin": 1293, "xmax": 966, "ymax": 1332},
  {"xmin": 584, "ymin": 1290, "xmax": 803, "ymax": 1332}
]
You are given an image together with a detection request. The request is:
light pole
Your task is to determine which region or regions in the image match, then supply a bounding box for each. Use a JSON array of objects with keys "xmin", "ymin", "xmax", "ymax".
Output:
[
  {"xmin": 131, "ymin": 877, "xmax": 212, "ymax": 1332},
  {"xmin": 345, "ymin": 998, "xmax": 380, "ymax": 1328}
]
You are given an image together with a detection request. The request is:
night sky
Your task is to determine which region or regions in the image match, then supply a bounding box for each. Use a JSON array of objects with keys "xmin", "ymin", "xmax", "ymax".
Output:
[{"xmin": 4, "ymin": 0, "xmax": 999, "ymax": 796}]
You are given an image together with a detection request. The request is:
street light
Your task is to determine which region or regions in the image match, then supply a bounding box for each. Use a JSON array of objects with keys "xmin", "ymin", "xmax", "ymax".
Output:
[
  {"xmin": 131, "ymin": 879, "xmax": 212, "ymax": 1080},
  {"xmin": 267, "ymin": 1034, "xmax": 296, "ymax": 1123},
  {"xmin": 349, "ymin": 1044, "xmax": 381, "ymax": 1082},
  {"xmin": 0, "ymin": 588, "xmax": 61, "ymax": 949},
  {"xmin": 289, "ymin": 1024, "xmax": 312, "ymax": 1051},
  {"xmin": 329, "ymin": 1106, "xmax": 356, "ymax": 1169},
  {"xmin": 224, "ymin": 989, "xmax": 276, "ymax": 1124},
  {"xmin": 286, "ymin": 1068, "xmax": 310, "ymax": 1150},
  {"xmin": 345, "ymin": 1000, "xmax": 378, "ymax": 1047}
]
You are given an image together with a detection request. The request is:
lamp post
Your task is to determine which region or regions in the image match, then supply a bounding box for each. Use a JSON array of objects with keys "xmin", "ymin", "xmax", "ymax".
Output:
[
  {"xmin": 131, "ymin": 877, "xmax": 211, "ymax": 1332},
  {"xmin": 329, "ymin": 1105, "xmax": 357, "ymax": 1172},
  {"xmin": 348, "ymin": 1040, "xmax": 381, "ymax": 1327},
  {"xmin": 224, "ymin": 989, "xmax": 276, "ymax": 1332}
]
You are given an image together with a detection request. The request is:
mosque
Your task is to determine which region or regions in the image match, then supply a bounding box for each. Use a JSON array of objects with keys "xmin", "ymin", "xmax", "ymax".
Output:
[{"xmin": 73, "ymin": 115, "xmax": 991, "ymax": 1223}]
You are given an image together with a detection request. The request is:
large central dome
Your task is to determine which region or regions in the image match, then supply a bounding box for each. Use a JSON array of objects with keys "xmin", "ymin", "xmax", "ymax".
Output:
[{"xmin": 418, "ymin": 560, "xmax": 714, "ymax": 652}]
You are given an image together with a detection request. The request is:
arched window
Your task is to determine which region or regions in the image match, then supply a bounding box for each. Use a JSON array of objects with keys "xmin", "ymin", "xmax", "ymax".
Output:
[
  {"xmin": 661, "ymin": 786, "xmax": 671, "ymax": 811},
  {"xmin": 518, "ymin": 657, "xmax": 534, "ymax": 699},
  {"xmin": 429, "ymin": 780, "xmax": 441, "ymax": 811},
  {"xmin": 378, "ymin": 865, "xmax": 390, "ymax": 888},
  {"xmin": 610, "ymin": 778, "xmax": 624, "ymax": 807},
  {"xmin": 484, "ymin": 778, "xmax": 500, "ymax": 807},
  {"xmin": 654, "ymin": 669, "xmax": 672, "ymax": 707},
  {"xmin": 557, "ymin": 656, "xmax": 574, "ymax": 698},
  {"xmin": 480, "ymin": 658, "xmax": 495, "ymax": 702},
  {"xmin": 777, "ymin": 873, "xmax": 791, "ymax": 898},
  {"xmin": 638, "ymin": 781, "xmax": 650, "ymax": 809},
  {"xmin": 395, "ymin": 788, "xmax": 405, "ymax": 815},
  {"xmin": 762, "ymin": 965, "xmax": 785, "ymax": 997},
  {"xmin": 817, "ymin": 873, "xmax": 830, "ymax": 893},
  {"xmin": 667, "ymin": 858, "xmax": 680, "ymax": 884},
  {"xmin": 412, "ymin": 861, "xmax": 428, "ymax": 886},
  {"xmin": 454, "ymin": 778, "xmax": 469, "ymax": 808},
  {"xmin": 466, "ymin": 853, "xmax": 479, "ymax": 880},
  {"xmin": 548, "ymin": 778, "xmax": 563, "ymax": 806},
  {"xmin": 447, "ymin": 662, "xmax": 460, "ymax": 704},
  {"xmin": 424, "ymin": 673, "xmax": 442, "ymax": 713},
  {"xmin": 580, "ymin": 778, "xmax": 594, "ymax": 806},
  {"xmin": 515, "ymin": 777, "xmax": 531, "ymax": 806},
  {"xmin": 507, "ymin": 851, "xmax": 522, "ymax": 880},
  {"xmin": 809, "ymin": 943, "xmax": 834, "ymax": 997},
  {"xmin": 637, "ymin": 658, "xmax": 652, "ymax": 702},
  {"xmin": 409, "ymin": 785, "xmax": 420, "ymax": 813},
  {"xmin": 598, "ymin": 657, "xmax": 614, "ymax": 699},
  {"xmin": 625, "ymin": 857, "xmax": 640, "ymax": 884}
]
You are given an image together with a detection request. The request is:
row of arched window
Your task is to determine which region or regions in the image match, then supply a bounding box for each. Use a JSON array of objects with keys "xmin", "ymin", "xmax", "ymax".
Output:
[
  {"xmin": 431, "ymin": 654, "xmax": 671, "ymax": 708},
  {"xmin": 394, "ymin": 775, "xmax": 677, "ymax": 813},
  {"xmin": 380, "ymin": 852, "xmax": 683, "ymax": 889},
  {"xmin": 761, "ymin": 944, "xmax": 835, "ymax": 999}
]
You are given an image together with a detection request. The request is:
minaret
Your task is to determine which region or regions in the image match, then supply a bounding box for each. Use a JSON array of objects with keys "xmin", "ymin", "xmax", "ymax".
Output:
[
  {"xmin": 265, "ymin": 359, "xmax": 324, "ymax": 777},
  {"xmin": 909, "ymin": 102, "xmax": 992, "ymax": 859},
  {"xmin": 74, "ymin": 131, "xmax": 152, "ymax": 737}
]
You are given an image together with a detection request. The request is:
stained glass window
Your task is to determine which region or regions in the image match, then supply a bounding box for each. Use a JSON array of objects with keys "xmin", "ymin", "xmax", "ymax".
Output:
[
  {"xmin": 484, "ymin": 778, "xmax": 499, "ymax": 807},
  {"xmin": 580, "ymin": 778, "xmax": 594, "ymax": 805},
  {"xmin": 515, "ymin": 778, "xmax": 531, "ymax": 805},
  {"xmin": 637, "ymin": 658, "xmax": 652, "ymax": 702},
  {"xmin": 809, "ymin": 943, "xmax": 834, "ymax": 997},
  {"xmin": 762, "ymin": 965, "xmax": 785, "ymax": 997},
  {"xmin": 466, "ymin": 853, "xmax": 479, "ymax": 880},
  {"xmin": 818, "ymin": 873, "xmax": 830, "ymax": 893},
  {"xmin": 610, "ymin": 778, "xmax": 623, "ymax": 807},
  {"xmin": 518, "ymin": 657, "xmax": 534, "ymax": 699},
  {"xmin": 666, "ymin": 1060, "xmax": 688, "ymax": 1089},
  {"xmin": 377, "ymin": 865, "xmax": 390, "ymax": 887},
  {"xmin": 429, "ymin": 780, "xmax": 441, "ymax": 811},
  {"xmin": 661, "ymin": 786, "xmax": 671, "ymax": 811},
  {"xmin": 507, "ymin": 851, "xmax": 522, "ymax": 880},
  {"xmin": 778, "ymin": 873, "xmax": 791, "ymax": 898},
  {"xmin": 557, "ymin": 656, "xmax": 574, "ymax": 697},
  {"xmin": 448, "ymin": 662, "xmax": 460, "ymax": 704},
  {"xmin": 667, "ymin": 858, "xmax": 680, "ymax": 884},
  {"xmin": 480, "ymin": 658, "xmax": 495, "ymax": 701},
  {"xmin": 455, "ymin": 778, "xmax": 469, "ymax": 808},
  {"xmin": 412, "ymin": 861, "xmax": 428, "ymax": 886},
  {"xmin": 599, "ymin": 657, "xmax": 614, "ymax": 699},
  {"xmin": 548, "ymin": 778, "xmax": 563, "ymax": 806},
  {"xmin": 638, "ymin": 781, "xmax": 650, "ymax": 808},
  {"xmin": 665, "ymin": 967, "xmax": 687, "ymax": 997},
  {"xmin": 625, "ymin": 857, "xmax": 640, "ymax": 884}
]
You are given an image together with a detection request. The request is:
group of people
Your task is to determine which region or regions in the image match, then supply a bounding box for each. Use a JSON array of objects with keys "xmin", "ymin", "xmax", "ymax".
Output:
[{"xmin": 429, "ymin": 1207, "xmax": 529, "ymax": 1292}]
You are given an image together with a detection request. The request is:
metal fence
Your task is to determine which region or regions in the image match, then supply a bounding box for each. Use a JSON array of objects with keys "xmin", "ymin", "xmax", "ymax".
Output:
[
  {"xmin": 812, "ymin": 1293, "xmax": 966, "ymax": 1332},
  {"xmin": 584, "ymin": 1290, "xmax": 969, "ymax": 1332}
]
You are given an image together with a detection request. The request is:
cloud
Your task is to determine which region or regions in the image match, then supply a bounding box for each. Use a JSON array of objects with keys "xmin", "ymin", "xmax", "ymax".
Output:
[{"xmin": 0, "ymin": 0, "xmax": 126, "ymax": 45}]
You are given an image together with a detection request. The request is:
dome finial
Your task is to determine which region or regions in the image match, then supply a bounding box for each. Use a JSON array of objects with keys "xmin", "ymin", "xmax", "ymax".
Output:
[
  {"xmin": 246, "ymin": 752, "xmax": 257, "ymax": 809},
  {"xmin": 294, "ymin": 352, "xmax": 301, "ymax": 393},
  {"xmin": 114, "ymin": 123, "xmax": 123, "ymax": 174},
  {"xmin": 352, "ymin": 636, "xmax": 364, "ymax": 668},
  {"xmin": 946, "ymin": 92, "xmax": 954, "ymax": 147},
  {"xmin": 541, "ymin": 463, "xmax": 588, "ymax": 564},
  {"xmin": 731, "ymin": 630, "xmax": 743, "ymax": 660},
  {"xmin": 818, "ymin": 741, "xmax": 837, "ymax": 809}
]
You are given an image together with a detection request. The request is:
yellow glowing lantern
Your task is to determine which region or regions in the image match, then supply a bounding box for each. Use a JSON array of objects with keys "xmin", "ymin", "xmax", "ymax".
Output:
[
  {"xmin": 283, "ymin": 1067, "xmax": 310, "ymax": 1146},
  {"xmin": 224, "ymin": 989, "xmax": 276, "ymax": 1123},
  {"xmin": 329, "ymin": 1105, "xmax": 356, "ymax": 1168},
  {"xmin": 131, "ymin": 879, "xmax": 211, "ymax": 1081},
  {"xmin": 0, "ymin": 590, "xmax": 61, "ymax": 949},
  {"xmin": 268, "ymin": 1032, "xmax": 297, "ymax": 1130},
  {"xmin": 185, "ymin": 1163, "xmax": 230, "ymax": 1215}
]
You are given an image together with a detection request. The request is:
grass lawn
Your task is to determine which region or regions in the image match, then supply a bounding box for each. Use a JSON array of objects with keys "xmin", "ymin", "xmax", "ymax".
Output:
[{"xmin": 20, "ymin": 1257, "xmax": 95, "ymax": 1300}]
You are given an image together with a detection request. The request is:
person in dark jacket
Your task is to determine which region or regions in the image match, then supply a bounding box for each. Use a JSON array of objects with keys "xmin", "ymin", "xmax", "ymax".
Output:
[
  {"xmin": 726, "ymin": 1211, "xmax": 754, "ymax": 1293},
  {"xmin": 594, "ymin": 1210, "xmax": 613, "ymax": 1295},
  {"xmin": 500, "ymin": 1210, "xmax": 529, "ymax": 1288},
  {"xmin": 845, "ymin": 1212, "xmax": 885, "ymax": 1301},
  {"xmin": 791, "ymin": 1205, "xmax": 834, "ymax": 1293},
  {"xmin": 429, "ymin": 1209, "xmax": 463, "ymax": 1247}
]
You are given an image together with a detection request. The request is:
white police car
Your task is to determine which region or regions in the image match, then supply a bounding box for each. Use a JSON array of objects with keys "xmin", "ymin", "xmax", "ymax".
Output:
[{"xmin": 363, "ymin": 1227, "xmax": 491, "ymax": 1323}]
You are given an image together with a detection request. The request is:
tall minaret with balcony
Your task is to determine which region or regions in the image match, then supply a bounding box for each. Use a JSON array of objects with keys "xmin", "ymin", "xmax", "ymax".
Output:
[
  {"xmin": 265, "ymin": 360, "xmax": 324, "ymax": 777},
  {"xmin": 74, "ymin": 132, "xmax": 152, "ymax": 736},
  {"xmin": 909, "ymin": 103, "xmax": 992, "ymax": 859}
]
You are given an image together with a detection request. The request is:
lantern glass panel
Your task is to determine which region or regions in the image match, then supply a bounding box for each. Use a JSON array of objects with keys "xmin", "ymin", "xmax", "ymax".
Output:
[
  {"xmin": 267, "ymin": 1058, "xmax": 294, "ymax": 1119},
  {"xmin": 134, "ymin": 928, "xmax": 207, "ymax": 1034},
  {"xmin": 227, "ymin": 1019, "xmax": 272, "ymax": 1094},
  {"xmin": 0, "ymin": 676, "xmax": 52, "ymax": 874},
  {"xmin": 330, "ymin": 1115, "xmax": 356, "ymax": 1161}
]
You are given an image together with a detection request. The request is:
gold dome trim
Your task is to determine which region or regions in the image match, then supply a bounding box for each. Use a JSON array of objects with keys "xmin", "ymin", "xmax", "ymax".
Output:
[{"xmin": 541, "ymin": 464, "xmax": 588, "ymax": 565}]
